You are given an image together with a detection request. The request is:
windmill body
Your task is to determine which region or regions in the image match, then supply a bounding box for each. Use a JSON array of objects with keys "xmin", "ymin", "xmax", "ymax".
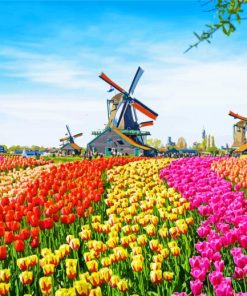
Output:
[
  {"xmin": 88, "ymin": 67, "xmax": 158, "ymax": 156},
  {"xmin": 59, "ymin": 125, "xmax": 83, "ymax": 156},
  {"xmin": 229, "ymin": 111, "xmax": 247, "ymax": 153}
]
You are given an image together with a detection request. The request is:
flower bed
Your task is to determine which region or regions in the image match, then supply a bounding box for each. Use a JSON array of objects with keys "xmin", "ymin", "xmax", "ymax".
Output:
[{"xmin": 160, "ymin": 157, "xmax": 247, "ymax": 296}]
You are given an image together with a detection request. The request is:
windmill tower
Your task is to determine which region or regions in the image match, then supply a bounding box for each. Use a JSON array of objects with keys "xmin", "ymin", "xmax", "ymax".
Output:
[
  {"xmin": 60, "ymin": 125, "xmax": 83, "ymax": 155},
  {"xmin": 88, "ymin": 67, "xmax": 159, "ymax": 156},
  {"xmin": 229, "ymin": 111, "xmax": 247, "ymax": 149}
]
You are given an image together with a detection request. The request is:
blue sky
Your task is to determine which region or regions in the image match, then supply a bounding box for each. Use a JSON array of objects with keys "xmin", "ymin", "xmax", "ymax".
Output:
[{"xmin": 0, "ymin": 0, "xmax": 246, "ymax": 148}]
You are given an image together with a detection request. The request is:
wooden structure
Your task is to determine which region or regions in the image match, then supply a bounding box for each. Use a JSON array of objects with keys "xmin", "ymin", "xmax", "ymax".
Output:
[
  {"xmin": 229, "ymin": 111, "xmax": 247, "ymax": 149},
  {"xmin": 88, "ymin": 67, "xmax": 158, "ymax": 156},
  {"xmin": 60, "ymin": 125, "xmax": 82, "ymax": 155}
]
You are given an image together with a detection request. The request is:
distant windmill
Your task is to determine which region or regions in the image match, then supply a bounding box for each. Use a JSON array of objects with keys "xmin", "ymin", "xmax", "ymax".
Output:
[{"xmin": 60, "ymin": 125, "xmax": 83, "ymax": 155}]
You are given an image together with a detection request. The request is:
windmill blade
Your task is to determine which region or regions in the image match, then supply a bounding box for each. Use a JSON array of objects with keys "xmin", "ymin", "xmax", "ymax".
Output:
[
  {"xmin": 66, "ymin": 125, "xmax": 73, "ymax": 137},
  {"xmin": 128, "ymin": 66, "xmax": 144, "ymax": 95},
  {"xmin": 131, "ymin": 98, "xmax": 158, "ymax": 120},
  {"xmin": 73, "ymin": 133, "xmax": 83, "ymax": 138},
  {"xmin": 99, "ymin": 73, "xmax": 126, "ymax": 94},
  {"xmin": 60, "ymin": 136, "xmax": 70, "ymax": 142},
  {"xmin": 139, "ymin": 121, "xmax": 154, "ymax": 128},
  {"xmin": 229, "ymin": 111, "xmax": 247, "ymax": 121}
]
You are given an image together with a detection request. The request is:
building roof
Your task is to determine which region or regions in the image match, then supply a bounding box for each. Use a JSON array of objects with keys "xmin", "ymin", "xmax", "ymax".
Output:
[
  {"xmin": 235, "ymin": 143, "xmax": 247, "ymax": 153},
  {"xmin": 111, "ymin": 126, "xmax": 151, "ymax": 150},
  {"xmin": 61, "ymin": 142, "xmax": 81, "ymax": 151}
]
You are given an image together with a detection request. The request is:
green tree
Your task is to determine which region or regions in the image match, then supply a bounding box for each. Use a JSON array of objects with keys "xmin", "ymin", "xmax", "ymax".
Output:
[
  {"xmin": 186, "ymin": 1, "xmax": 246, "ymax": 52},
  {"xmin": 201, "ymin": 137, "xmax": 207, "ymax": 151},
  {"xmin": 211, "ymin": 136, "xmax": 216, "ymax": 148},
  {"xmin": 146, "ymin": 138, "xmax": 163, "ymax": 149}
]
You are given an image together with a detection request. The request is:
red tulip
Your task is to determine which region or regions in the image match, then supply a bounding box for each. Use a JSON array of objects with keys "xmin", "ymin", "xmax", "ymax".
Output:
[
  {"xmin": 30, "ymin": 237, "xmax": 39, "ymax": 248},
  {"xmin": 0, "ymin": 245, "xmax": 7, "ymax": 260},
  {"xmin": 4, "ymin": 231, "xmax": 14, "ymax": 244},
  {"xmin": 15, "ymin": 239, "xmax": 25, "ymax": 252}
]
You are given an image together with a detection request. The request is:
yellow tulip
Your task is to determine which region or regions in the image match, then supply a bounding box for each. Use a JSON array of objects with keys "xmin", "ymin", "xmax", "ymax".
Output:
[
  {"xmin": 43, "ymin": 264, "xmax": 55, "ymax": 276},
  {"xmin": 150, "ymin": 270, "xmax": 162, "ymax": 284},
  {"xmin": 99, "ymin": 267, "xmax": 112, "ymax": 283},
  {"xmin": 150, "ymin": 262, "xmax": 162, "ymax": 270},
  {"xmin": 100, "ymin": 257, "xmax": 112, "ymax": 267},
  {"xmin": 0, "ymin": 283, "xmax": 10, "ymax": 295},
  {"xmin": 117, "ymin": 279, "xmax": 128, "ymax": 292},
  {"xmin": 89, "ymin": 286, "xmax": 102, "ymax": 296},
  {"xmin": 109, "ymin": 275, "xmax": 120, "ymax": 288},
  {"xmin": 73, "ymin": 279, "xmax": 91, "ymax": 296},
  {"xmin": 86, "ymin": 260, "xmax": 98, "ymax": 273},
  {"xmin": 89, "ymin": 272, "xmax": 101, "ymax": 287},
  {"xmin": 19, "ymin": 271, "xmax": 33, "ymax": 285},
  {"xmin": 131, "ymin": 259, "xmax": 143, "ymax": 272},
  {"xmin": 137, "ymin": 234, "xmax": 147, "ymax": 246},
  {"xmin": 163, "ymin": 271, "xmax": 174, "ymax": 282},
  {"xmin": 0, "ymin": 269, "xmax": 10, "ymax": 282},
  {"xmin": 39, "ymin": 276, "xmax": 52, "ymax": 295},
  {"xmin": 69, "ymin": 238, "xmax": 80, "ymax": 250}
]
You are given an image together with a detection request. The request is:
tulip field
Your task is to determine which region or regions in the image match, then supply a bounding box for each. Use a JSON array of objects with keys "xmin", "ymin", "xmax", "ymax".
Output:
[{"xmin": 0, "ymin": 155, "xmax": 246, "ymax": 296}]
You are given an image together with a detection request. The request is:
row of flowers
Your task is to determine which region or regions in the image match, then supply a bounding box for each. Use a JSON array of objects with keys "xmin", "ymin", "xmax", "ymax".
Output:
[
  {"xmin": 0, "ymin": 156, "xmax": 53, "ymax": 172},
  {"xmin": 0, "ymin": 158, "xmax": 198, "ymax": 295},
  {"xmin": 211, "ymin": 157, "xmax": 247, "ymax": 189},
  {"xmin": 160, "ymin": 157, "xmax": 247, "ymax": 296},
  {"xmin": 0, "ymin": 158, "xmax": 142, "ymax": 256}
]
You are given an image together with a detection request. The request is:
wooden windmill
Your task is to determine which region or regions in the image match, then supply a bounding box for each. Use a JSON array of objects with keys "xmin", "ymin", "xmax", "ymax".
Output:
[
  {"xmin": 88, "ymin": 67, "xmax": 159, "ymax": 156},
  {"xmin": 99, "ymin": 67, "xmax": 158, "ymax": 146},
  {"xmin": 229, "ymin": 111, "xmax": 247, "ymax": 150},
  {"xmin": 60, "ymin": 125, "xmax": 83, "ymax": 155}
]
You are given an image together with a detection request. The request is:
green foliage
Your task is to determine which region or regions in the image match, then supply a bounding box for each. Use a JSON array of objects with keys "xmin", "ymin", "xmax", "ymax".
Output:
[
  {"xmin": 146, "ymin": 138, "xmax": 164, "ymax": 149},
  {"xmin": 186, "ymin": 0, "xmax": 246, "ymax": 52}
]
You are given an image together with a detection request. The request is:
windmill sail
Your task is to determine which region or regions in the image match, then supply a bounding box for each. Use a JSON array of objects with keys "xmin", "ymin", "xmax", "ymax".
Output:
[
  {"xmin": 131, "ymin": 98, "xmax": 158, "ymax": 120},
  {"xmin": 128, "ymin": 66, "xmax": 144, "ymax": 95},
  {"xmin": 99, "ymin": 73, "xmax": 126, "ymax": 94},
  {"xmin": 73, "ymin": 133, "xmax": 83, "ymax": 138}
]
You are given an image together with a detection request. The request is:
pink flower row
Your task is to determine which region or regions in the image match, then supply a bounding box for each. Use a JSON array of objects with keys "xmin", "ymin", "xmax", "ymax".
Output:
[{"xmin": 160, "ymin": 157, "xmax": 247, "ymax": 296}]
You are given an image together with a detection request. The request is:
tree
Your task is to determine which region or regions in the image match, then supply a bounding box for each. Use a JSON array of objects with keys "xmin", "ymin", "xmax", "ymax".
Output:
[
  {"xmin": 211, "ymin": 136, "xmax": 216, "ymax": 148},
  {"xmin": 176, "ymin": 137, "xmax": 187, "ymax": 149},
  {"xmin": 186, "ymin": 1, "xmax": 247, "ymax": 52},
  {"xmin": 146, "ymin": 138, "xmax": 163, "ymax": 149}
]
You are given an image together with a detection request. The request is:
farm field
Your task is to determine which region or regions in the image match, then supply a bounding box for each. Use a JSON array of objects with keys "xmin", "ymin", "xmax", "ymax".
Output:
[{"xmin": 0, "ymin": 156, "xmax": 246, "ymax": 296}]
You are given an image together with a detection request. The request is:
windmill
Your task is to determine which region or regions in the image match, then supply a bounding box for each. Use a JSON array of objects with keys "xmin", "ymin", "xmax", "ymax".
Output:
[
  {"xmin": 229, "ymin": 111, "xmax": 247, "ymax": 149},
  {"xmin": 60, "ymin": 125, "xmax": 83, "ymax": 155},
  {"xmin": 99, "ymin": 67, "xmax": 158, "ymax": 146}
]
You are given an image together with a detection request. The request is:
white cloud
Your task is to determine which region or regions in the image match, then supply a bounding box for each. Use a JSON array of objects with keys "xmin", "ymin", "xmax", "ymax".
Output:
[{"xmin": 0, "ymin": 29, "xmax": 246, "ymax": 149}]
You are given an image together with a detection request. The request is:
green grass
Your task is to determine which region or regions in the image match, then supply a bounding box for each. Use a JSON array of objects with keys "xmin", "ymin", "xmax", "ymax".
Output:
[{"xmin": 42, "ymin": 156, "xmax": 83, "ymax": 163}]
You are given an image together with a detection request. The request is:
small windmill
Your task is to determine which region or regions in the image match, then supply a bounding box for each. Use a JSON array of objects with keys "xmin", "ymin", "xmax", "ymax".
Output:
[
  {"xmin": 99, "ymin": 67, "xmax": 158, "ymax": 145},
  {"xmin": 229, "ymin": 111, "xmax": 247, "ymax": 149},
  {"xmin": 60, "ymin": 125, "xmax": 83, "ymax": 155}
]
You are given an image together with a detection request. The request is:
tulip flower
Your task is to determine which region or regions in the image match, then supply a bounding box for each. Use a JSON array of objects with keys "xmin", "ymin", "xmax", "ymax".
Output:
[
  {"xmin": 131, "ymin": 259, "xmax": 143, "ymax": 272},
  {"xmin": 109, "ymin": 275, "xmax": 120, "ymax": 288},
  {"xmin": 117, "ymin": 279, "xmax": 128, "ymax": 292},
  {"xmin": 19, "ymin": 271, "xmax": 33, "ymax": 285},
  {"xmin": 86, "ymin": 260, "xmax": 98, "ymax": 273},
  {"xmin": 69, "ymin": 238, "xmax": 80, "ymax": 250},
  {"xmin": 163, "ymin": 271, "xmax": 174, "ymax": 282},
  {"xmin": 89, "ymin": 287, "xmax": 102, "ymax": 296},
  {"xmin": 0, "ymin": 246, "xmax": 7, "ymax": 261},
  {"xmin": 39, "ymin": 276, "xmax": 52, "ymax": 295},
  {"xmin": 43, "ymin": 264, "xmax": 55, "ymax": 276},
  {"xmin": 0, "ymin": 283, "xmax": 10, "ymax": 295},
  {"xmin": 73, "ymin": 279, "xmax": 91, "ymax": 296},
  {"xmin": 150, "ymin": 270, "xmax": 163, "ymax": 284},
  {"xmin": 0, "ymin": 269, "xmax": 10, "ymax": 282}
]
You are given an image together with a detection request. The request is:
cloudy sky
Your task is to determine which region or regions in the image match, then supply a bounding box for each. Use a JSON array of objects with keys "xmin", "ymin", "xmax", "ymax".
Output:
[{"xmin": 0, "ymin": 0, "xmax": 246, "ymax": 148}]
